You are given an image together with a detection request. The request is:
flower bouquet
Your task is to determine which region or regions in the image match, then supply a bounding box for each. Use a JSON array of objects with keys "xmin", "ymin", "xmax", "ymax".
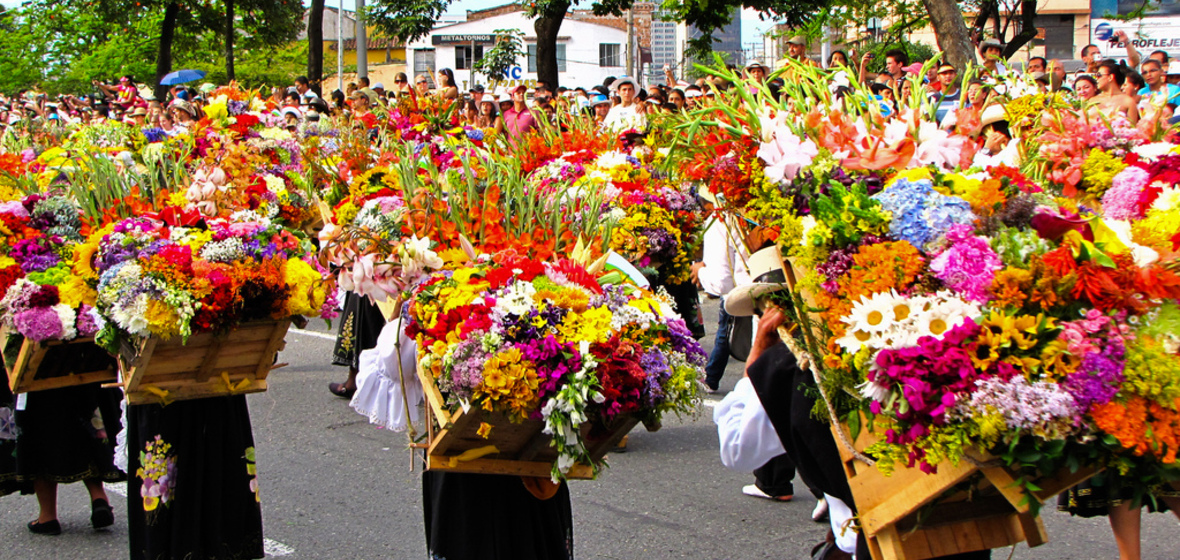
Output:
[
  {"xmin": 90, "ymin": 208, "xmax": 334, "ymax": 404},
  {"xmin": 0, "ymin": 193, "xmax": 117, "ymax": 392},
  {"xmin": 405, "ymin": 251, "xmax": 705, "ymax": 480},
  {"xmin": 664, "ymin": 65, "xmax": 1180, "ymax": 559}
]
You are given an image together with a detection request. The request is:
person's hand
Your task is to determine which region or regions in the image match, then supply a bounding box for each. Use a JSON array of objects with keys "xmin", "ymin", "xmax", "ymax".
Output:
[
  {"xmin": 690, "ymin": 261, "xmax": 706, "ymax": 287},
  {"xmin": 1114, "ymin": 30, "xmax": 1128, "ymax": 43},
  {"xmin": 752, "ymin": 306, "xmax": 787, "ymax": 352},
  {"xmin": 860, "ymin": 53, "xmax": 873, "ymax": 66},
  {"xmin": 983, "ymin": 130, "xmax": 1007, "ymax": 153}
]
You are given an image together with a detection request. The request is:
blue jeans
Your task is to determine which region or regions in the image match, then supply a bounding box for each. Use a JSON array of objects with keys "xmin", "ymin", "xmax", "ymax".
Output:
[{"xmin": 704, "ymin": 300, "xmax": 732, "ymax": 390}]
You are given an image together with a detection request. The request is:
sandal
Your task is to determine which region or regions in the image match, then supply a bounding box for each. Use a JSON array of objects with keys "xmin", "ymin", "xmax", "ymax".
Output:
[{"xmin": 328, "ymin": 382, "xmax": 355, "ymax": 399}]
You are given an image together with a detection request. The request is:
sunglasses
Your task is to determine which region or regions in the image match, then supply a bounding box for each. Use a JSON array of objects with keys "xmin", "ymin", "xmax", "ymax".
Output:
[{"xmin": 416, "ymin": 80, "xmax": 428, "ymax": 85}]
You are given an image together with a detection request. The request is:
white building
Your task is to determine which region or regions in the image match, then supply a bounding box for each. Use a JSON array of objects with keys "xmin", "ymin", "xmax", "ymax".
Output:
[
  {"xmin": 405, "ymin": 12, "xmax": 630, "ymax": 91},
  {"xmin": 649, "ymin": 10, "xmax": 678, "ymax": 84}
]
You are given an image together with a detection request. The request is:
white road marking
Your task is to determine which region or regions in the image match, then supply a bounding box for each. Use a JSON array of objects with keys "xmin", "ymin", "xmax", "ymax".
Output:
[
  {"xmin": 105, "ymin": 484, "xmax": 297, "ymax": 557},
  {"xmin": 287, "ymin": 329, "xmax": 337, "ymax": 341},
  {"xmin": 264, "ymin": 539, "xmax": 295, "ymax": 557}
]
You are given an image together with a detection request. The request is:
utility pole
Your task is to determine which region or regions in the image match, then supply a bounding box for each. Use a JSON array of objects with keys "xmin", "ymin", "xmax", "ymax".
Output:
[
  {"xmin": 626, "ymin": 8, "xmax": 634, "ymax": 77},
  {"xmin": 356, "ymin": 0, "xmax": 368, "ymax": 81},
  {"xmin": 337, "ymin": 0, "xmax": 344, "ymax": 91}
]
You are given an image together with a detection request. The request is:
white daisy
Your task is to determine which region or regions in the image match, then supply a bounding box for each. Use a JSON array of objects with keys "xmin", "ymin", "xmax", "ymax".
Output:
[
  {"xmin": 835, "ymin": 327, "xmax": 878, "ymax": 353},
  {"xmin": 844, "ymin": 291, "xmax": 902, "ymax": 333}
]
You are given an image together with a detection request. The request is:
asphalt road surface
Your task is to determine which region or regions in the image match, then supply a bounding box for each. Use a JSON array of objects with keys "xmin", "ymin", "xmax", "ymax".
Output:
[{"xmin": 2, "ymin": 296, "xmax": 1177, "ymax": 559}]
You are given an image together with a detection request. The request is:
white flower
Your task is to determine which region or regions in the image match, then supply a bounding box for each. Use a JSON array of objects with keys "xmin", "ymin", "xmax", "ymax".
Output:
[
  {"xmin": 857, "ymin": 379, "xmax": 892, "ymax": 402},
  {"xmin": 757, "ymin": 124, "xmax": 818, "ymax": 184},
  {"xmin": 834, "ymin": 327, "xmax": 876, "ymax": 353},
  {"xmin": 594, "ymin": 150, "xmax": 631, "ymax": 170},
  {"xmin": 799, "ymin": 216, "xmax": 817, "ymax": 246},
  {"xmin": 51, "ymin": 304, "xmax": 77, "ymax": 341},
  {"xmin": 1133, "ymin": 142, "xmax": 1176, "ymax": 161},
  {"xmin": 844, "ymin": 292, "xmax": 902, "ymax": 334},
  {"xmin": 397, "ymin": 235, "xmax": 444, "ymax": 280}
]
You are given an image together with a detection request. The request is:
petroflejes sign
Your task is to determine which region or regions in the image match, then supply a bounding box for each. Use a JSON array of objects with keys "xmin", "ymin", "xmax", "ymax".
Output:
[{"xmin": 1093, "ymin": 17, "xmax": 1180, "ymax": 60}]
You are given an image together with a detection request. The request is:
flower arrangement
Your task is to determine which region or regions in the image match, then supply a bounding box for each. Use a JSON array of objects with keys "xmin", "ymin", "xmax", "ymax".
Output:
[
  {"xmin": 0, "ymin": 193, "xmax": 98, "ymax": 342},
  {"xmin": 660, "ymin": 65, "xmax": 1180, "ymax": 511},
  {"xmin": 405, "ymin": 252, "xmax": 705, "ymax": 479},
  {"xmin": 91, "ymin": 210, "xmax": 334, "ymax": 351}
]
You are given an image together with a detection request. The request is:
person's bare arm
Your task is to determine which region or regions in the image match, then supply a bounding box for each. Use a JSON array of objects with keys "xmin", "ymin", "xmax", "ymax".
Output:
[
  {"xmin": 744, "ymin": 307, "xmax": 786, "ymax": 378},
  {"xmin": 1116, "ymin": 31, "xmax": 1141, "ymax": 69}
]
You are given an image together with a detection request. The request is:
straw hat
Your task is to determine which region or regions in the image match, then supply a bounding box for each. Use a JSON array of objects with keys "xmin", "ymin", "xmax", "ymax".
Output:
[{"xmin": 725, "ymin": 246, "xmax": 793, "ymax": 317}]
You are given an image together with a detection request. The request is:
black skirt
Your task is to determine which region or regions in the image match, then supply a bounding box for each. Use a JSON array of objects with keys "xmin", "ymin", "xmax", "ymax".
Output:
[
  {"xmin": 0, "ymin": 369, "xmax": 27, "ymax": 496},
  {"xmin": 12, "ymin": 382, "xmax": 122, "ymax": 488},
  {"xmin": 423, "ymin": 471, "xmax": 574, "ymax": 560},
  {"xmin": 126, "ymin": 396, "xmax": 264, "ymax": 560},
  {"xmin": 332, "ymin": 292, "xmax": 387, "ymax": 370},
  {"xmin": 1057, "ymin": 472, "xmax": 1180, "ymax": 518}
]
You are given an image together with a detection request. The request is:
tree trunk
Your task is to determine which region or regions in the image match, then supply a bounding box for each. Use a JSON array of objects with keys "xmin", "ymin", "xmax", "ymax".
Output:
[
  {"xmin": 1004, "ymin": 0, "xmax": 1039, "ymax": 57},
  {"xmin": 225, "ymin": 0, "xmax": 236, "ymax": 82},
  {"xmin": 224, "ymin": 0, "xmax": 235, "ymax": 81},
  {"xmin": 307, "ymin": 0, "xmax": 325, "ymax": 95},
  {"xmin": 923, "ymin": 0, "xmax": 976, "ymax": 70},
  {"xmin": 534, "ymin": 0, "xmax": 569, "ymax": 90},
  {"xmin": 153, "ymin": 2, "xmax": 180, "ymax": 101}
]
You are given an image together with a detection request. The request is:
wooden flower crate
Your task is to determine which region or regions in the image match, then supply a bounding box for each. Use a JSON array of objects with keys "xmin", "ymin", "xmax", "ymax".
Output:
[
  {"xmin": 832, "ymin": 419, "xmax": 1098, "ymax": 560},
  {"xmin": 418, "ymin": 364, "xmax": 640, "ymax": 479},
  {"xmin": 116, "ymin": 319, "xmax": 291, "ymax": 405},
  {"xmin": 2, "ymin": 326, "xmax": 118, "ymax": 393}
]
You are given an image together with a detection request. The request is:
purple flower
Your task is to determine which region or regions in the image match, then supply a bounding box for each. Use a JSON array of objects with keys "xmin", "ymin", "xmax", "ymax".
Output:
[
  {"xmin": 76, "ymin": 305, "xmax": 100, "ymax": 338},
  {"xmin": 14, "ymin": 307, "xmax": 64, "ymax": 341}
]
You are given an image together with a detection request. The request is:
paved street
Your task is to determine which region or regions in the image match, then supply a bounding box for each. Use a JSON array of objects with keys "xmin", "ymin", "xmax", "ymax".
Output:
[{"xmin": 2, "ymin": 296, "xmax": 1178, "ymax": 559}]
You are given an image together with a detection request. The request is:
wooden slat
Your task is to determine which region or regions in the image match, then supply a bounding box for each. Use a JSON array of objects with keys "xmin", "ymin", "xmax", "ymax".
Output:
[
  {"xmin": 20, "ymin": 371, "xmax": 118, "ymax": 392},
  {"xmin": 857, "ymin": 459, "xmax": 979, "ymax": 534},
  {"xmin": 418, "ymin": 363, "xmax": 451, "ymax": 430},
  {"xmin": 874, "ymin": 525, "xmax": 906, "ymax": 560},
  {"xmin": 255, "ymin": 322, "xmax": 291, "ymax": 379},
  {"xmin": 126, "ymin": 378, "xmax": 269, "ymax": 405},
  {"xmin": 980, "ymin": 465, "xmax": 1034, "ymax": 513},
  {"xmin": 950, "ymin": 519, "xmax": 985, "ymax": 555},
  {"xmin": 424, "ymin": 454, "xmax": 596, "ymax": 479}
]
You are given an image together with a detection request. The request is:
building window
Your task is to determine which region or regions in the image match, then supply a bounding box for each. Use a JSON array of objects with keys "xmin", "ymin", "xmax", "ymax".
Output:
[
  {"xmin": 455, "ymin": 45, "xmax": 485, "ymax": 70},
  {"xmin": 527, "ymin": 44, "xmax": 567, "ymax": 72},
  {"xmin": 600, "ymin": 43, "xmax": 621, "ymax": 67}
]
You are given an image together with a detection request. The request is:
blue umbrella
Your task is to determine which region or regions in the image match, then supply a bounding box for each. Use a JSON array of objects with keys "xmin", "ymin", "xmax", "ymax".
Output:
[{"xmin": 159, "ymin": 69, "xmax": 206, "ymax": 86}]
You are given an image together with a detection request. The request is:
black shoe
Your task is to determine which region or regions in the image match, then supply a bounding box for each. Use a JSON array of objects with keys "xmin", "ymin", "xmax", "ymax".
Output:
[
  {"xmin": 328, "ymin": 382, "xmax": 355, "ymax": 399},
  {"xmin": 27, "ymin": 519, "xmax": 61, "ymax": 535},
  {"xmin": 91, "ymin": 499, "xmax": 114, "ymax": 529}
]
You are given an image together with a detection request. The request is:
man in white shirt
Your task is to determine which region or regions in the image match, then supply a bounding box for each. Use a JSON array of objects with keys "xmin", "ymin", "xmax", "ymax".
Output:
[
  {"xmin": 603, "ymin": 76, "xmax": 646, "ymax": 131},
  {"xmin": 692, "ymin": 211, "xmax": 751, "ymax": 392}
]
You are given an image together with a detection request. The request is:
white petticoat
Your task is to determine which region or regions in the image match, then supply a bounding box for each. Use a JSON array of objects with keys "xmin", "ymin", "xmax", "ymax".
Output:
[{"xmin": 350, "ymin": 316, "xmax": 423, "ymax": 432}]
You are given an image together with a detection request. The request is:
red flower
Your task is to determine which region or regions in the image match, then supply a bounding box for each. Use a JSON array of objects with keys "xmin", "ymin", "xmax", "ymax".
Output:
[{"xmin": 0, "ymin": 265, "xmax": 22, "ymax": 298}]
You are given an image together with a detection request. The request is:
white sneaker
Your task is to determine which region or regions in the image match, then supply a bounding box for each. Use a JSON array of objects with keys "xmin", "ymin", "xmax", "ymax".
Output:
[
  {"xmin": 742, "ymin": 484, "xmax": 792, "ymax": 501},
  {"xmin": 812, "ymin": 497, "xmax": 829, "ymax": 521}
]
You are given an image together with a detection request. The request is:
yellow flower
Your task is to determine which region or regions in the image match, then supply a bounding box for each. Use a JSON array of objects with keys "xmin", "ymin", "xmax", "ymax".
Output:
[
  {"xmin": 145, "ymin": 299, "xmax": 182, "ymax": 339},
  {"xmin": 477, "ymin": 422, "xmax": 493, "ymax": 439},
  {"xmin": 284, "ymin": 258, "xmax": 326, "ymax": 316},
  {"xmin": 143, "ymin": 496, "xmax": 159, "ymax": 512},
  {"xmin": 59, "ymin": 275, "xmax": 97, "ymax": 308},
  {"xmin": 203, "ymin": 102, "xmax": 229, "ymax": 121}
]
